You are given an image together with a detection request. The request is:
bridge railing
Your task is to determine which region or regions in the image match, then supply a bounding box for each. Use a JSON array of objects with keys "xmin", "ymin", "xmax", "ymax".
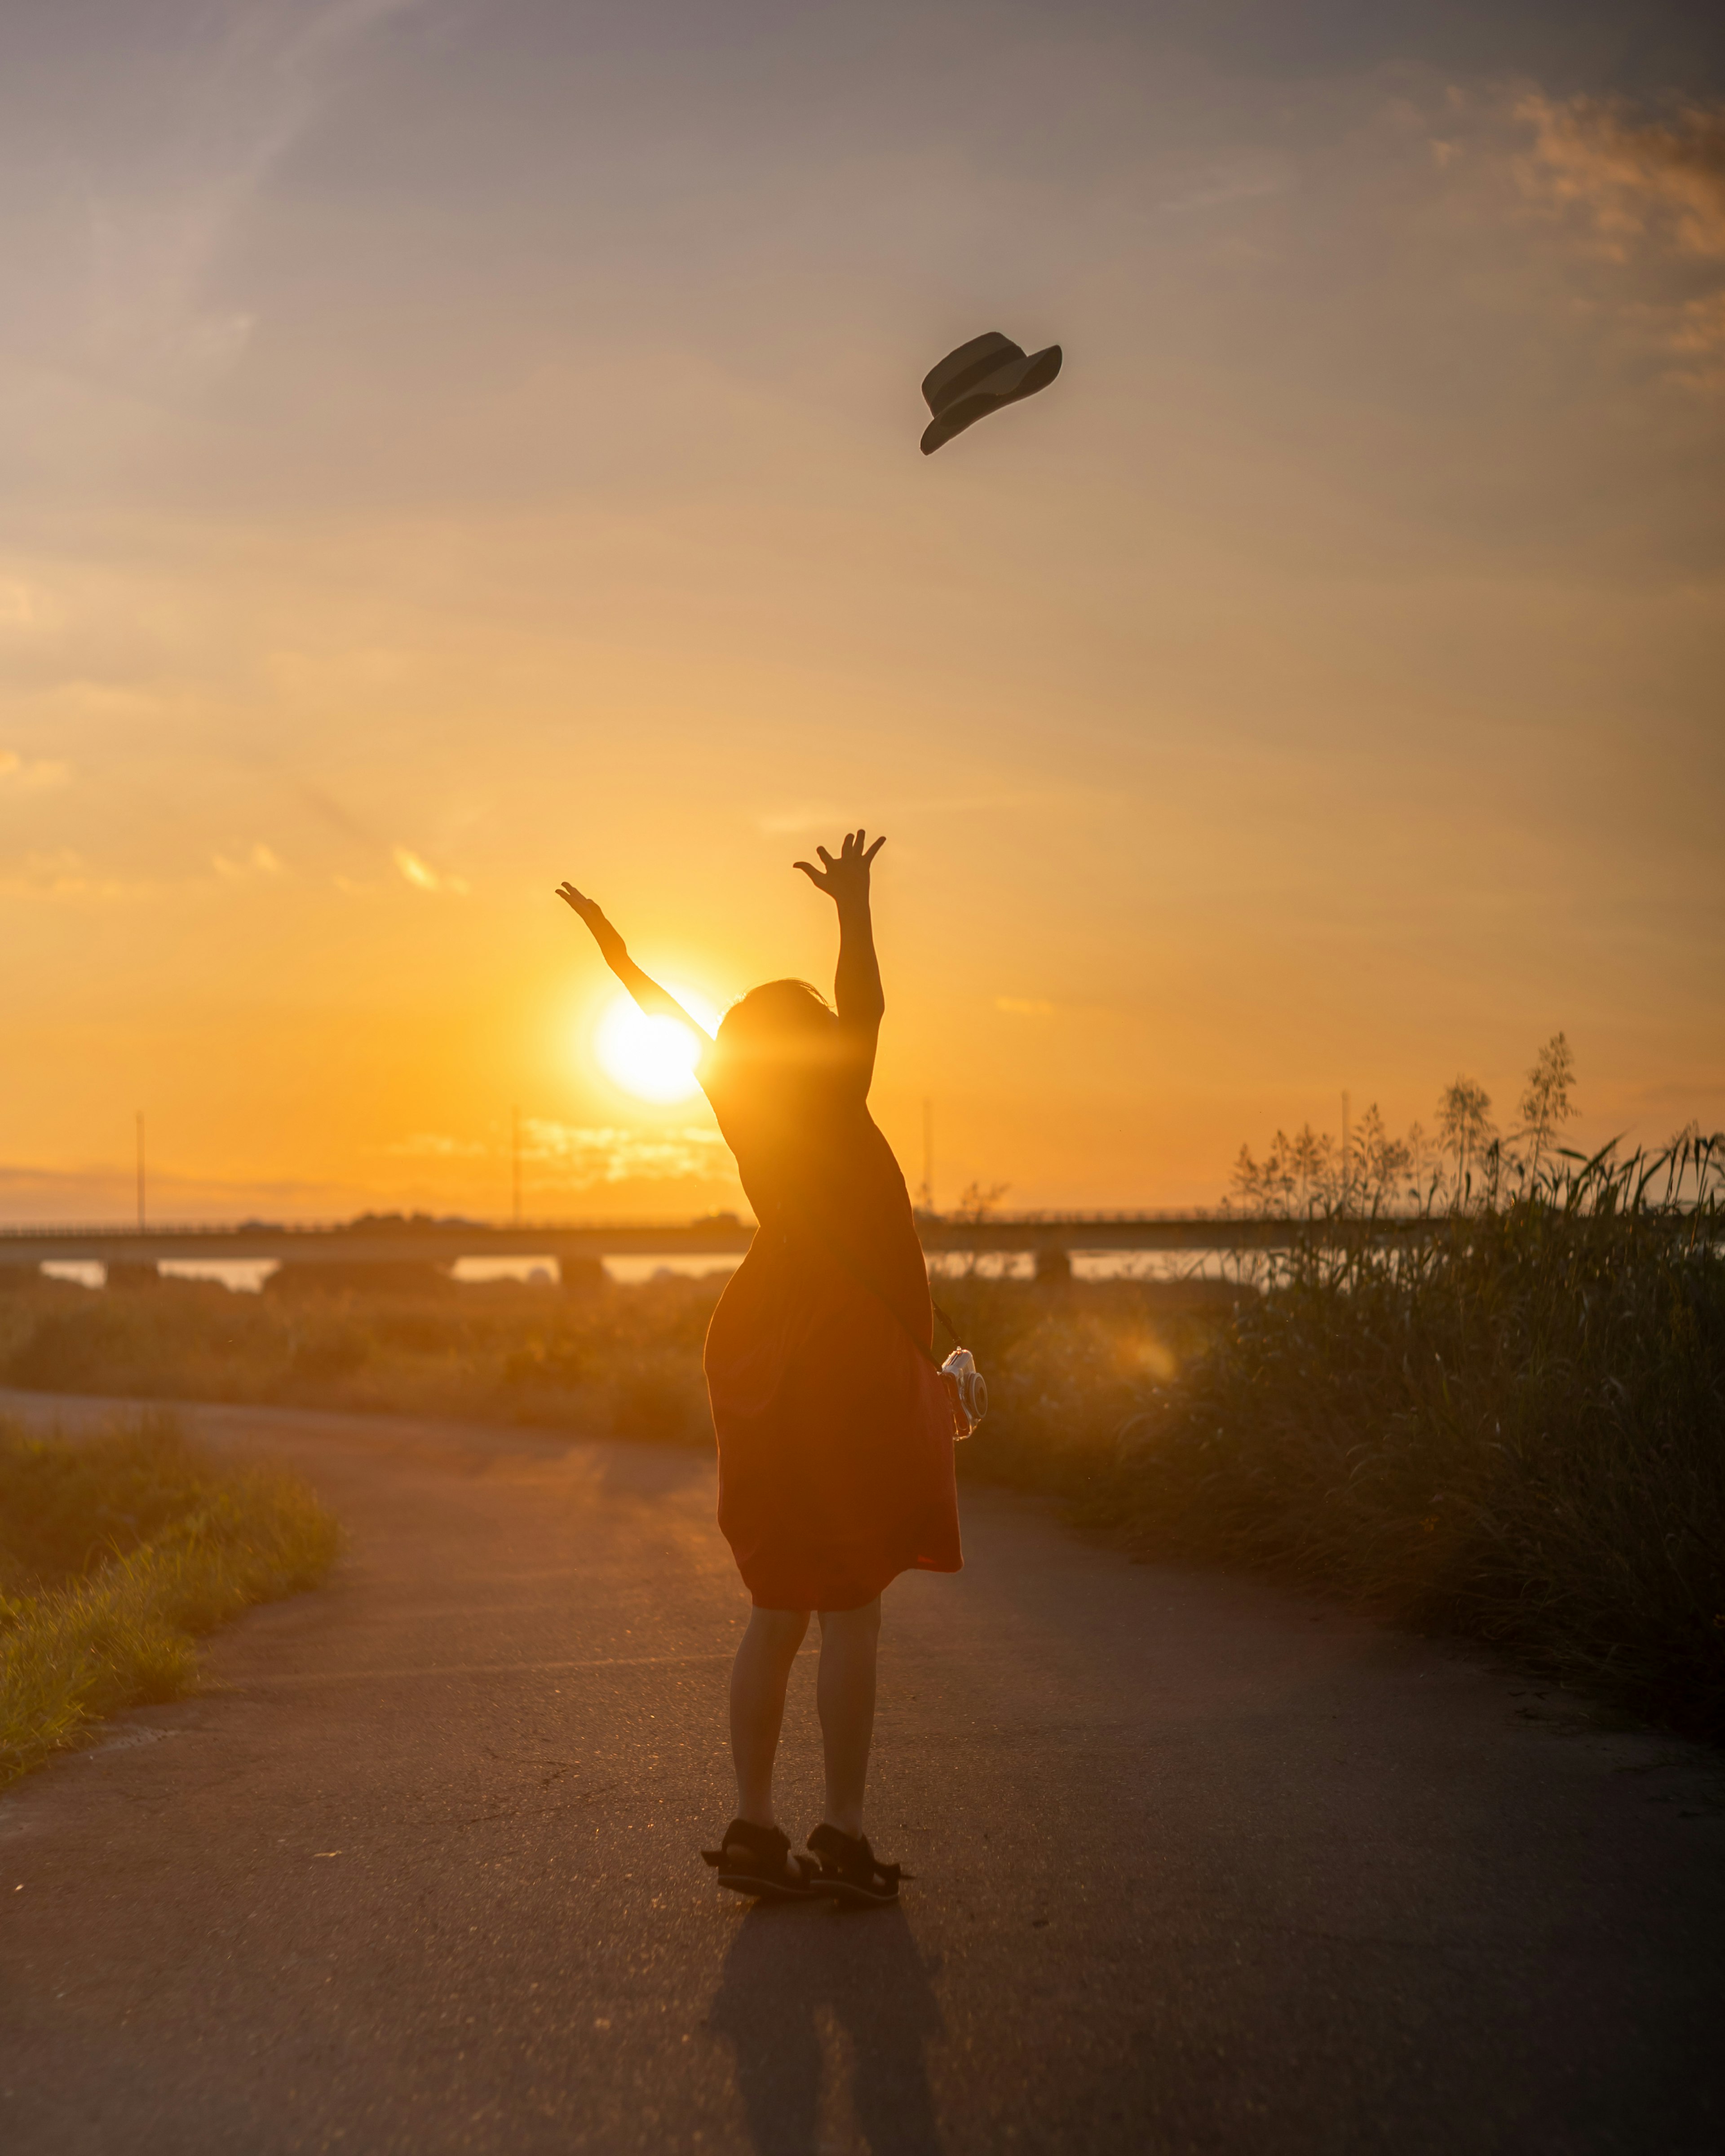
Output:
[{"xmin": 0, "ymin": 1209, "xmax": 1443, "ymax": 1270}]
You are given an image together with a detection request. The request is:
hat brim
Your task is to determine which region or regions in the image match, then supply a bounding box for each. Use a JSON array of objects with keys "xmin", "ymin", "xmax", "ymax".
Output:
[{"xmin": 920, "ymin": 344, "xmax": 1062, "ymax": 455}]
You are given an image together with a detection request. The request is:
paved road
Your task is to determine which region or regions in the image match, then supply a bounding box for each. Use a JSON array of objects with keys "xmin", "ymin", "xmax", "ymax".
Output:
[{"xmin": 1, "ymin": 1392, "xmax": 1721, "ymax": 2156}]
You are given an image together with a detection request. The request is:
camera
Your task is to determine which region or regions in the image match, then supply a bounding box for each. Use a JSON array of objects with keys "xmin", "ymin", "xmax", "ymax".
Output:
[{"xmin": 940, "ymin": 1347, "xmax": 988, "ymax": 1438}]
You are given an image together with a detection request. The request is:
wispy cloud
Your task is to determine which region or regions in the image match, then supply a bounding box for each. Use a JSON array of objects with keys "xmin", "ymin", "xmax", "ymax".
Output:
[
  {"xmin": 0, "ymin": 580, "xmax": 67, "ymax": 636},
  {"xmin": 0, "ymin": 1157, "xmax": 375, "ymax": 1225},
  {"xmin": 1157, "ymin": 157, "xmax": 1292, "ymax": 215},
  {"xmin": 393, "ymin": 844, "xmax": 468, "ymax": 896},
  {"xmin": 387, "ymin": 1132, "xmax": 489, "ymax": 1159},
  {"xmin": 0, "ymin": 850, "xmax": 132, "ymax": 900},
  {"xmin": 213, "ymin": 841, "xmax": 284, "ymax": 877},
  {"xmin": 1517, "ymin": 96, "xmax": 1725, "ymax": 261},
  {"xmin": 522, "ymin": 1121, "xmax": 730, "ymax": 1187},
  {"xmin": 384, "ymin": 1125, "xmax": 731, "ymax": 1184},
  {"xmin": 0, "ymin": 751, "xmax": 72, "ymax": 795},
  {"xmin": 10, "ymin": 0, "xmax": 427, "ymax": 398},
  {"xmin": 1514, "ymin": 94, "xmax": 1725, "ymax": 390}
]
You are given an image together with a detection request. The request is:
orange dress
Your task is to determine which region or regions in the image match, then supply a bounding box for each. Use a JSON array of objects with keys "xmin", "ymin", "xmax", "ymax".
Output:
[{"xmin": 699, "ymin": 1064, "xmax": 963, "ymax": 1612}]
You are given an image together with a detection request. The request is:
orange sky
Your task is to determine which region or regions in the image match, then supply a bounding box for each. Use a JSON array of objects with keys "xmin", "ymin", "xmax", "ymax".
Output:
[{"xmin": 2, "ymin": 1, "xmax": 1722, "ymax": 1224}]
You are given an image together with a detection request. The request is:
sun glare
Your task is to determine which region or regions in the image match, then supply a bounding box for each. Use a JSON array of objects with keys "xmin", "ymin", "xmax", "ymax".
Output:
[{"xmin": 594, "ymin": 987, "xmax": 721, "ymax": 1104}]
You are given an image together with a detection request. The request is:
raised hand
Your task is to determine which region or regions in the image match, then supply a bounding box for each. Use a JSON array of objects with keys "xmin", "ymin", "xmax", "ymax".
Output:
[
  {"xmin": 793, "ymin": 830, "xmax": 885, "ymax": 908},
  {"xmin": 555, "ymin": 880, "xmax": 627, "ymax": 966}
]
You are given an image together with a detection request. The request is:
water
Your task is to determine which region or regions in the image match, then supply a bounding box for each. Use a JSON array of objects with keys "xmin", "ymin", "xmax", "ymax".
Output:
[{"xmin": 37, "ymin": 1250, "xmax": 1237, "ymax": 1294}]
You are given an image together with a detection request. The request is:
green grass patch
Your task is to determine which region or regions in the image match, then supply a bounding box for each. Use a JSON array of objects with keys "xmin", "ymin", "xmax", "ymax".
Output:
[{"xmin": 0, "ymin": 1413, "xmax": 342, "ymax": 1788}]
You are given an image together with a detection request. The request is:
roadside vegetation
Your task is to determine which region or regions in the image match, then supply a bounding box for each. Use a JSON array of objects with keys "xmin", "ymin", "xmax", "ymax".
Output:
[
  {"xmin": 0, "ymin": 1268, "xmax": 727, "ymax": 1439},
  {"xmin": 0, "ymin": 1262, "xmax": 1225, "ymax": 1460},
  {"xmin": 0, "ymin": 1414, "xmax": 341, "ymax": 1788},
  {"xmin": 4, "ymin": 1037, "xmax": 1719, "ymax": 1736},
  {"xmin": 1096, "ymin": 1030, "xmax": 1725, "ymax": 1741}
]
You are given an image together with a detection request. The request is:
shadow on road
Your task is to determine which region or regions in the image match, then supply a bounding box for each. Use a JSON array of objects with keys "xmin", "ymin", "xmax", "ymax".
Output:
[{"xmin": 708, "ymin": 1902, "xmax": 943, "ymax": 2156}]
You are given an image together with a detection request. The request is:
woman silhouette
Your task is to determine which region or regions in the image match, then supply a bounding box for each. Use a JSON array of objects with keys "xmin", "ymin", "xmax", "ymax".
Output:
[{"xmin": 558, "ymin": 831, "xmax": 962, "ymax": 1904}]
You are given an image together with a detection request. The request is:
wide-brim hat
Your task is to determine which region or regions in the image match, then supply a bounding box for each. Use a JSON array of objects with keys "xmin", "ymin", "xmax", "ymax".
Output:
[{"xmin": 920, "ymin": 330, "xmax": 1062, "ymax": 455}]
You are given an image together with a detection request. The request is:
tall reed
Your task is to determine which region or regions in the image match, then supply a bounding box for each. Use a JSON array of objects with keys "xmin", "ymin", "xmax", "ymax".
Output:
[{"xmin": 1101, "ymin": 1138, "xmax": 1725, "ymax": 1736}]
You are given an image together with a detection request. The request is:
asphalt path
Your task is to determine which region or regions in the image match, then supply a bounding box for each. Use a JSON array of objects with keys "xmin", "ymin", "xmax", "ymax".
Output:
[{"xmin": 1, "ymin": 1389, "xmax": 1722, "ymax": 2156}]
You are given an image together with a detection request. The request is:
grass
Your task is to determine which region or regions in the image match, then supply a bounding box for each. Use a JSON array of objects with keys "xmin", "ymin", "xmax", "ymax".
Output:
[
  {"xmin": 0, "ymin": 1265, "xmax": 1230, "ymax": 1460},
  {"xmin": 0, "ymin": 1271, "xmax": 722, "ymax": 1440},
  {"xmin": 5, "ymin": 1139, "xmax": 1721, "ymax": 1740},
  {"xmin": 1093, "ymin": 1140, "xmax": 1725, "ymax": 1740},
  {"xmin": 929, "ymin": 1273, "xmax": 1243, "ymax": 1492},
  {"xmin": 0, "ymin": 1412, "xmax": 342, "ymax": 1788}
]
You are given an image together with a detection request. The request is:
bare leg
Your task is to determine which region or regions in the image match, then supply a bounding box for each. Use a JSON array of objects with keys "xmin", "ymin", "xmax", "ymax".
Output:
[
  {"xmin": 816, "ymin": 1598, "xmax": 881, "ymax": 1839},
  {"xmin": 730, "ymin": 1606, "xmax": 810, "ymax": 1833}
]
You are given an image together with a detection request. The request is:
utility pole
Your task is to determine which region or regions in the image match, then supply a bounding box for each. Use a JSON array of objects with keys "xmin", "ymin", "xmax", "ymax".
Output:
[
  {"xmin": 135, "ymin": 1111, "xmax": 146, "ymax": 1232},
  {"xmin": 512, "ymin": 1105, "xmax": 522, "ymax": 1228},
  {"xmin": 921, "ymin": 1098, "xmax": 934, "ymax": 1215}
]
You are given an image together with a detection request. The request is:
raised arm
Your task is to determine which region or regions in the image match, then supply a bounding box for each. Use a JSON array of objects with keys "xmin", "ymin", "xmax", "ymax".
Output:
[
  {"xmin": 793, "ymin": 830, "xmax": 886, "ymax": 1086},
  {"xmin": 554, "ymin": 882, "xmax": 712, "ymax": 1037}
]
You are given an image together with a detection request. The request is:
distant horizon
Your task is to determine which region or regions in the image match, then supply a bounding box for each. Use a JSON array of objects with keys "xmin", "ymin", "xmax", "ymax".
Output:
[{"xmin": 1, "ymin": 1057, "xmax": 1710, "ymax": 1231}]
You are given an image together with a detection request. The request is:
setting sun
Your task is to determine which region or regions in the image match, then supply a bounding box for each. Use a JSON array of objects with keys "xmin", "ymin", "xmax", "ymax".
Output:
[{"xmin": 594, "ymin": 988, "xmax": 721, "ymax": 1104}]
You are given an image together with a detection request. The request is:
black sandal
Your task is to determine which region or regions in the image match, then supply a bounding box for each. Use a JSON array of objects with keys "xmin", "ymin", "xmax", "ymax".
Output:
[
  {"xmin": 806, "ymin": 1823, "xmax": 909, "ymax": 1907},
  {"xmin": 701, "ymin": 1818, "xmax": 823, "ymax": 1902}
]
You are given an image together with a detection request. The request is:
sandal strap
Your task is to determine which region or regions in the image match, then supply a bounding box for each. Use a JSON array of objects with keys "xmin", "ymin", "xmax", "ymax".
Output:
[
  {"xmin": 807, "ymin": 1822, "xmax": 910, "ymax": 1888},
  {"xmin": 701, "ymin": 1817, "xmax": 793, "ymax": 1869}
]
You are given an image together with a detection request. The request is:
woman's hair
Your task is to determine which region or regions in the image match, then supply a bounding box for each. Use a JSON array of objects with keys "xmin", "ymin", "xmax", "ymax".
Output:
[
  {"xmin": 708, "ymin": 980, "xmax": 845, "ymax": 1120},
  {"xmin": 714, "ymin": 979, "xmax": 838, "ymax": 1065}
]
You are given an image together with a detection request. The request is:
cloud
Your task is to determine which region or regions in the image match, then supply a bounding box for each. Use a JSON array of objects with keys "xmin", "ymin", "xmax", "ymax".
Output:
[
  {"xmin": 0, "ymin": 751, "xmax": 72, "ymax": 795},
  {"xmin": 385, "ymin": 1126, "xmax": 731, "ymax": 1185},
  {"xmin": 2, "ymin": 0, "xmax": 428, "ymax": 404},
  {"xmin": 1158, "ymin": 157, "xmax": 1293, "ymax": 215},
  {"xmin": 0, "ymin": 580, "xmax": 67, "ymax": 636},
  {"xmin": 1517, "ymin": 97, "xmax": 1725, "ymax": 261},
  {"xmin": 1513, "ymin": 94, "xmax": 1725, "ymax": 390},
  {"xmin": 387, "ymin": 1132, "xmax": 488, "ymax": 1159},
  {"xmin": 213, "ymin": 841, "xmax": 284, "ymax": 877},
  {"xmin": 392, "ymin": 844, "xmax": 468, "ymax": 896},
  {"xmin": 0, "ymin": 850, "xmax": 131, "ymax": 900},
  {"xmin": 522, "ymin": 1121, "xmax": 729, "ymax": 1187}
]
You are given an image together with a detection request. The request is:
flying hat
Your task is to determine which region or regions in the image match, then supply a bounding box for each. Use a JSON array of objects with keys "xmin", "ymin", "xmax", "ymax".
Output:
[{"xmin": 920, "ymin": 330, "xmax": 1062, "ymax": 455}]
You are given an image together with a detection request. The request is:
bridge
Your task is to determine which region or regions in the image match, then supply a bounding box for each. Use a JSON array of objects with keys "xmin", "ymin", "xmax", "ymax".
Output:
[{"xmin": 0, "ymin": 1210, "xmax": 1392, "ymax": 1280}]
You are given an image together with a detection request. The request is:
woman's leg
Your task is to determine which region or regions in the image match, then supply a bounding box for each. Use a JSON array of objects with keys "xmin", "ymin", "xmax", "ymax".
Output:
[
  {"xmin": 815, "ymin": 1598, "xmax": 881, "ymax": 1838},
  {"xmin": 730, "ymin": 1605, "xmax": 810, "ymax": 1828}
]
